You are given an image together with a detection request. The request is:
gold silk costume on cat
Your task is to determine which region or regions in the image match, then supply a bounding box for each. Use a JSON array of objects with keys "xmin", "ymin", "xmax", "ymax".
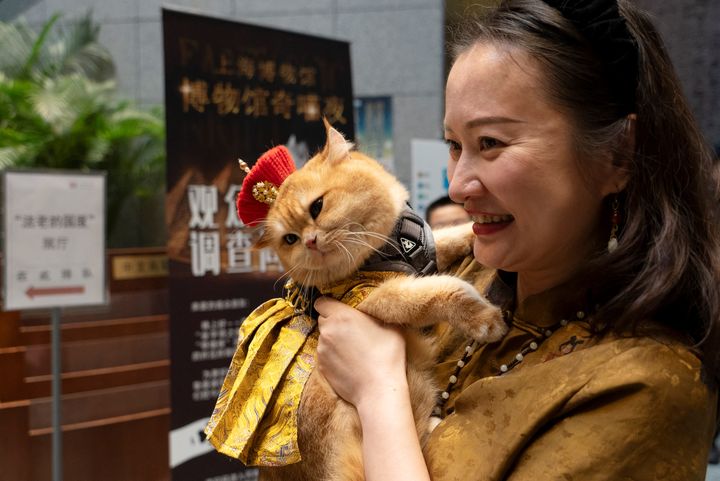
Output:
[{"xmin": 204, "ymin": 271, "xmax": 400, "ymax": 466}]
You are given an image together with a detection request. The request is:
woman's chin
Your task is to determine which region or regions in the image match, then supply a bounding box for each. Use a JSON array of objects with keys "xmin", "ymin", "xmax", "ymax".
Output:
[{"xmin": 472, "ymin": 238, "xmax": 507, "ymax": 271}]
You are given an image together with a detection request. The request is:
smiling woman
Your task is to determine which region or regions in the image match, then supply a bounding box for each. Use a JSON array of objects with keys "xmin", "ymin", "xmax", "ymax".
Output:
[
  {"xmin": 313, "ymin": 1, "xmax": 720, "ymax": 480},
  {"xmin": 444, "ymin": 42, "xmax": 627, "ymax": 301}
]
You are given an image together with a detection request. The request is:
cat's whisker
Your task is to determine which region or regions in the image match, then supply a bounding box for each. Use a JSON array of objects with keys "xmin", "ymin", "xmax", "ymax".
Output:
[
  {"xmin": 337, "ymin": 219, "xmax": 369, "ymax": 232},
  {"xmin": 333, "ymin": 220, "xmax": 378, "ymax": 238},
  {"xmin": 345, "ymin": 237, "xmax": 396, "ymax": 257},
  {"xmin": 343, "ymin": 229, "xmax": 399, "ymax": 251},
  {"xmin": 275, "ymin": 264, "xmax": 301, "ymax": 291},
  {"xmin": 336, "ymin": 221, "xmax": 397, "ymax": 244},
  {"xmin": 339, "ymin": 229, "xmax": 389, "ymax": 247},
  {"xmin": 299, "ymin": 268, "xmax": 320, "ymax": 291},
  {"xmin": 325, "ymin": 227, "xmax": 354, "ymax": 241},
  {"xmin": 247, "ymin": 219, "xmax": 272, "ymax": 231},
  {"xmin": 333, "ymin": 240, "xmax": 358, "ymax": 273},
  {"xmin": 349, "ymin": 230, "xmax": 397, "ymax": 246}
]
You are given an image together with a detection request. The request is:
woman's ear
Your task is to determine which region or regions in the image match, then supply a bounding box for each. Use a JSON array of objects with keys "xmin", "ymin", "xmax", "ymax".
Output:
[
  {"xmin": 600, "ymin": 114, "xmax": 635, "ymax": 196},
  {"xmin": 622, "ymin": 113, "xmax": 637, "ymax": 158}
]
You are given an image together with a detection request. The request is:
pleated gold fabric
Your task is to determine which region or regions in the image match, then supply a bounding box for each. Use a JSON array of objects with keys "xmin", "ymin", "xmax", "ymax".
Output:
[{"xmin": 204, "ymin": 271, "xmax": 398, "ymax": 466}]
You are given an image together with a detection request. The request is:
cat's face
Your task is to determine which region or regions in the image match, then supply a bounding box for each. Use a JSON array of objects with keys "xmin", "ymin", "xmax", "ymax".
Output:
[{"xmin": 255, "ymin": 124, "xmax": 408, "ymax": 288}]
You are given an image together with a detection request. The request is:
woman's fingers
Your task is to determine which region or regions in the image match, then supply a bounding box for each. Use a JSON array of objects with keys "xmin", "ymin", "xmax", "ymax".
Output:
[{"xmin": 314, "ymin": 296, "xmax": 408, "ymax": 407}]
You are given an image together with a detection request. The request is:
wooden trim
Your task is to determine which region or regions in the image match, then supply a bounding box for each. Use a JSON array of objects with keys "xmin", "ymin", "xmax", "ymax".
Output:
[
  {"xmin": 29, "ymin": 380, "xmax": 169, "ymax": 429},
  {"xmin": 107, "ymin": 247, "xmax": 166, "ymax": 256},
  {"xmin": 0, "ymin": 398, "xmax": 31, "ymax": 409},
  {"xmin": 29, "ymin": 407, "xmax": 171, "ymax": 435},
  {"xmin": 24, "ymin": 331, "xmax": 168, "ymax": 375},
  {"xmin": 19, "ymin": 314, "xmax": 168, "ymax": 345},
  {"xmin": 24, "ymin": 360, "xmax": 170, "ymax": 398}
]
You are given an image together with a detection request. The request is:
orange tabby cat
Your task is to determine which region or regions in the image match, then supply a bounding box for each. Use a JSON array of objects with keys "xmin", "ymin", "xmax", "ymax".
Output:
[{"xmin": 231, "ymin": 122, "xmax": 505, "ymax": 481}]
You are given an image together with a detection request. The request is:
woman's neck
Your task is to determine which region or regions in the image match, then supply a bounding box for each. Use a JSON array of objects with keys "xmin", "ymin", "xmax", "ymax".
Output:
[
  {"xmin": 515, "ymin": 237, "xmax": 601, "ymax": 304},
  {"xmin": 516, "ymin": 267, "xmax": 581, "ymax": 305}
]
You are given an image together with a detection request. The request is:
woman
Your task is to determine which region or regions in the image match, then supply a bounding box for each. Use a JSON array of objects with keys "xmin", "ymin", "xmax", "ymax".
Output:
[{"xmin": 315, "ymin": 0, "xmax": 720, "ymax": 479}]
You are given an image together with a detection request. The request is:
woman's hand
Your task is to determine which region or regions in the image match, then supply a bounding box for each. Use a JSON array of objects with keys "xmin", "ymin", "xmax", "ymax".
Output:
[
  {"xmin": 315, "ymin": 296, "xmax": 431, "ymax": 481},
  {"xmin": 314, "ymin": 296, "xmax": 408, "ymax": 411}
]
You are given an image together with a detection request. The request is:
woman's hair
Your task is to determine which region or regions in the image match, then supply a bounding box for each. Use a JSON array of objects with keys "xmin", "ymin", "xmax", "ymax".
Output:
[{"xmin": 450, "ymin": 0, "xmax": 720, "ymax": 379}]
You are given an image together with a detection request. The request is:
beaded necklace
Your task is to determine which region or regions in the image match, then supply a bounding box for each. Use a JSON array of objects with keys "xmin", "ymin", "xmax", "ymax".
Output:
[{"xmin": 432, "ymin": 308, "xmax": 588, "ymax": 419}]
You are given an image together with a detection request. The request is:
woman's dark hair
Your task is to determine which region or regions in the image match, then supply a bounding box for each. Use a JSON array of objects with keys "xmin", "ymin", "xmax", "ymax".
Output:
[{"xmin": 450, "ymin": 0, "xmax": 720, "ymax": 379}]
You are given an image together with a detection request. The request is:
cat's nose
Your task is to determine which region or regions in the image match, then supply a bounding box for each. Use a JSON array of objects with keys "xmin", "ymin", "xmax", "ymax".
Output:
[{"xmin": 304, "ymin": 235, "xmax": 318, "ymax": 249}]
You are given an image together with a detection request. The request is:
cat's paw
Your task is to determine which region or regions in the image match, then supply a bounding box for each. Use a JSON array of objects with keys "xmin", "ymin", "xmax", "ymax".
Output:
[
  {"xmin": 449, "ymin": 285, "xmax": 507, "ymax": 343},
  {"xmin": 433, "ymin": 222, "xmax": 474, "ymax": 270}
]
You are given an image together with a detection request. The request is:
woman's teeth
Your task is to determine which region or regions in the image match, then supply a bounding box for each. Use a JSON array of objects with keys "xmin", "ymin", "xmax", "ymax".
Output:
[{"xmin": 472, "ymin": 214, "xmax": 514, "ymax": 224}]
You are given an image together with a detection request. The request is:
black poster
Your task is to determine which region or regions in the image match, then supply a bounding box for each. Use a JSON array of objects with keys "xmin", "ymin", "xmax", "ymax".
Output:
[{"xmin": 162, "ymin": 9, "xmax": 354, "ymax": 480}]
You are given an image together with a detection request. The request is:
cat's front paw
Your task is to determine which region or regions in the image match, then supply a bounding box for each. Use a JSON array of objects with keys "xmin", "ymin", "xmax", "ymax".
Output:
[
  {"xmin": 433, "ymin": 222, "xmax": 474, "ymax": 270},
  {"xmin": 462, "ymin": 305, "xmax": 508, "ymax": 343},
  {"xmin": 449, "ymin": 286, "xmax": 507, "ymax": 343}
]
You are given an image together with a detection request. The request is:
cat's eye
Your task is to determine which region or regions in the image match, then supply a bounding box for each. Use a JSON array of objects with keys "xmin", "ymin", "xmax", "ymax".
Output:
[
  {"xmin": 310, "ymin": 196, "xmax": 323, "ymax": 220},
  {"xmin": 284, "ymin": 233, "xmax": 299, "ymax": 245}
]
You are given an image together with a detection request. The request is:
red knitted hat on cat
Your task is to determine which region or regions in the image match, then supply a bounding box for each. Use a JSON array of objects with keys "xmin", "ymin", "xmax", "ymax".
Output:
[{"xmin": 236, "ymin": 146, "xmax": 296, "ymax": 226}]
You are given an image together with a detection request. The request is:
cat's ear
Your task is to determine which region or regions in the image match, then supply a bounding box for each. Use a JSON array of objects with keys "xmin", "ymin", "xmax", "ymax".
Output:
[
  {"xmin": 251, "ymin": 227, "xmax": 271, "ymax": 249},
  {"xmin": 322, "ymin": 117, "xmax": 353, "ymax": 165}
]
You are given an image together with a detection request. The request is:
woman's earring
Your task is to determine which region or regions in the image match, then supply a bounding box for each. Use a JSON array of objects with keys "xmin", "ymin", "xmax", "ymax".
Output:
[{"xmin": 608, "ymin": 196, "xmax": 620, "ymax": 253}]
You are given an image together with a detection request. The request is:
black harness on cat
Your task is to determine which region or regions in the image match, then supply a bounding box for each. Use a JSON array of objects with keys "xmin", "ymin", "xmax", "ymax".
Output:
[
  {"xmin": 301, "ymin": 203, "xmax": 437, "ymax": 319},
  {"xmin": 361, "ymin": 203, "xmax": 438, "ymax": 276}
]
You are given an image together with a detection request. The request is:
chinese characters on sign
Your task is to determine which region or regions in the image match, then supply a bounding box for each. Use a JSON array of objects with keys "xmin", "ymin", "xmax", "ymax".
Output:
[
  {"xmin": 187, "ymin": 184, "xmax": 282, "ymax": 277},
  {"xmin": 112, "ymin": 254, "xmax": 169, "ymax": 281},
  {"xmin": 3, "ymin": 171, "xmax": 106, "ymax": 310},
  {"xmin": 175, "ymin": 41, "xmax": 347, "ymax": 125},
  {"xmin": 191, "ymin": 318, "xmax": 242, "ymax": 364},
  {"xmin": 180, "ymin": 76, "xmax": 347, "ymax": 124}
]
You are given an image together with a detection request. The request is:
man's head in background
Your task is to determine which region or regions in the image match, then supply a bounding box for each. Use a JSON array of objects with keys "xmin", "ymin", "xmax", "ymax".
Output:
[{"xmin": 425, "ymin": 195, "xmax": 470, "ymax": 229}]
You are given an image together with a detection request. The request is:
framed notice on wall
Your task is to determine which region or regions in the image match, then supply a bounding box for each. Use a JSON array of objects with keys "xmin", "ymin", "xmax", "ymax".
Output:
[
  {"xmin": 2, "ymin": 170, "xmax": 106, "ymax": 311},
  {"xmin": 353, "ymin": 96, "xmax": 394, "ymax": 173},
  {"xmin": 163, "ymin": 8, "xmax": 354, "ymax": 481},
  {"xmin": 410, "ymin": 139, "xmax": 451, "ymax": 220}
]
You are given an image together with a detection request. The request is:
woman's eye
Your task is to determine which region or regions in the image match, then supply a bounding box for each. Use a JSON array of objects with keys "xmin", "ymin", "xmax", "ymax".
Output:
[
  {"xmin": 480, "ymin": 137, "xmax": 501, "ymax": 150},
  {"xmin": 445, "ymin": 139, "xmax": 461, "ymax": 159},
  {"xmin": 284, "ymin": 233, "xmax": 299, "ymax": 245},
  {"xmin": 310, "ymin": 196, "xmax": 323, "ymax": 220}
]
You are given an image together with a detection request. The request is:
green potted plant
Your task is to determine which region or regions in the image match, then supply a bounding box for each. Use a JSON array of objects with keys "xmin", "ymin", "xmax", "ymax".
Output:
[{"xmin": 0, "ymin": 13, "xmax": 166, "ymax": 247}]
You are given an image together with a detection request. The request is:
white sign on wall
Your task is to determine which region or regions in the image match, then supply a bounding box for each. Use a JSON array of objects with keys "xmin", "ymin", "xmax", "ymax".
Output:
[
  {"xmin": 410, "ymin": 138, "xmax": 451, "ymax": 220},
  {"xmin": 3, "ymin": 170, "xmax": 107, "ymax": 310}
]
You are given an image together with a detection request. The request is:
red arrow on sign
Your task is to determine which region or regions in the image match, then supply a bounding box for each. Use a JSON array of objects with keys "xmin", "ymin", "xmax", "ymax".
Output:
[{"xmin": 25, "ymin": 286, "xmax": 85, "ymax": 299}]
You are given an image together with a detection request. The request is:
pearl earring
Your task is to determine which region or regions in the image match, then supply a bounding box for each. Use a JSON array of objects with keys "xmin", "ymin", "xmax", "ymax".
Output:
[{"xmin": 608, "ymin": 196, "xmax": 620, "ymax": 253}]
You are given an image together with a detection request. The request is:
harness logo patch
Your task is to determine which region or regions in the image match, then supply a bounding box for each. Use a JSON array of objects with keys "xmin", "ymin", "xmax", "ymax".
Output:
[{"xmin": 400, "ymin": 237, "xmax": 417, "ymax": 253}]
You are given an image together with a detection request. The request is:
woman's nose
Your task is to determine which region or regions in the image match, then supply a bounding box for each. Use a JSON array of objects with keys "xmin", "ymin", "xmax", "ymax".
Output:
[{"xmin": 448, "ymin": 155, "xmax": 484, "ymax": 203}]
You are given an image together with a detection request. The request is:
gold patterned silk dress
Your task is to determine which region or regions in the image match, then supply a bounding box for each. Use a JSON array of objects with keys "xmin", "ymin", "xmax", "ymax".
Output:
[
  {"xmin": 205, "ymin": 271, "xmax": 400, "ymax": 466},
  {"xmin": 426, "ymin": 258, "xmax": 718, "ymax": 481}
]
